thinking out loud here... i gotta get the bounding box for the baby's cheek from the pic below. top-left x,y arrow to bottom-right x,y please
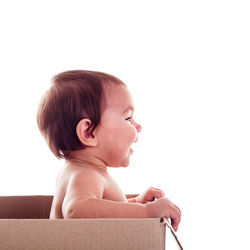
118,128 -> 136,149
129,126 -> 138,143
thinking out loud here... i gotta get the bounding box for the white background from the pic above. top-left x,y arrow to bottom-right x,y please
0,1 -> 249,249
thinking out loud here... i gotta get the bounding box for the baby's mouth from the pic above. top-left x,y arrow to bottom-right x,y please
130,137 -> 138,154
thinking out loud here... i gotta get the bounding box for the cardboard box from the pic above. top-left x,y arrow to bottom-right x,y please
0,195 -> 183,250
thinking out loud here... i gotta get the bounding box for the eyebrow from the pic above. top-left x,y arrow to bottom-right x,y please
122,106 -> 134,114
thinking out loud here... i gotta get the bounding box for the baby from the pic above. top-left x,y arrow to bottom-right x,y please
37,70 -> 181,231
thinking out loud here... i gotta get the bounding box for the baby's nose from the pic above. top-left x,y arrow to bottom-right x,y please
136,122 -> 142,133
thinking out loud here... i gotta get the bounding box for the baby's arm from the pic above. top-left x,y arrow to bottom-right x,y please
62,171 -> 181,231
62,170 -> 147,218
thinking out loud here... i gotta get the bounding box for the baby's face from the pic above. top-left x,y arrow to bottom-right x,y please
95,85 -> 142,167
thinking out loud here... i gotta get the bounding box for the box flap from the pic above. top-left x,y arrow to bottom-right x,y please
0,196 -> 53,219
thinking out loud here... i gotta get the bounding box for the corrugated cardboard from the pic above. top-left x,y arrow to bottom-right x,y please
0,195 -> 53,219
0,195 -> 183,250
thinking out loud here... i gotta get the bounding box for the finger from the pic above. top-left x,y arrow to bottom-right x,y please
147,192 -> 163,202
165,206 -> 181,232
154,190 -> 165,199
145,189 -> 156,200
149,188 -> 165,199
165,198 -> 181,216
172,202 -> 181,217
171,214 -> 181,232
173,204 -> 182,217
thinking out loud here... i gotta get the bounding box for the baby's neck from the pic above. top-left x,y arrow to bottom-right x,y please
66,150 -> 108,172
67,158 -> 108,171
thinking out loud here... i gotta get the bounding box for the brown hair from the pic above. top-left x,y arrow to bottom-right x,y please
37,70 -> 124,159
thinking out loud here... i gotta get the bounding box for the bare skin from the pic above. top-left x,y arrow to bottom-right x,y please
50,158 -> 181,231
50,159 -> 128,219
50,85 -> 181,231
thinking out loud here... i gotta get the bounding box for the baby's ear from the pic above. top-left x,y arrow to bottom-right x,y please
76,119 -> 97,147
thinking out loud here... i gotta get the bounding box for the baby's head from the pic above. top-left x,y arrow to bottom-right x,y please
37,70 -> 141,166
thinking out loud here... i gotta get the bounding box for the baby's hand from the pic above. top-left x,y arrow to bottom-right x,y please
146,198 -> 181,232
135,187 -> 165,204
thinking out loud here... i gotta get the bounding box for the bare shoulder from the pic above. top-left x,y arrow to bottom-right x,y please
50,164 -> 107,219
69,165 -> 106,184
63,164 -> 106,200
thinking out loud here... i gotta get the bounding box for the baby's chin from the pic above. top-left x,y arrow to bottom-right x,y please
108,158 -> 131,168
120,155 -> 133,168
107,149 -> 133,168
121,148 -> 134,166
109,161 -> 130,168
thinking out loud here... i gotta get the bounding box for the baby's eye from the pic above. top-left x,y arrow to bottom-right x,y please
125,117 -> 133,122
